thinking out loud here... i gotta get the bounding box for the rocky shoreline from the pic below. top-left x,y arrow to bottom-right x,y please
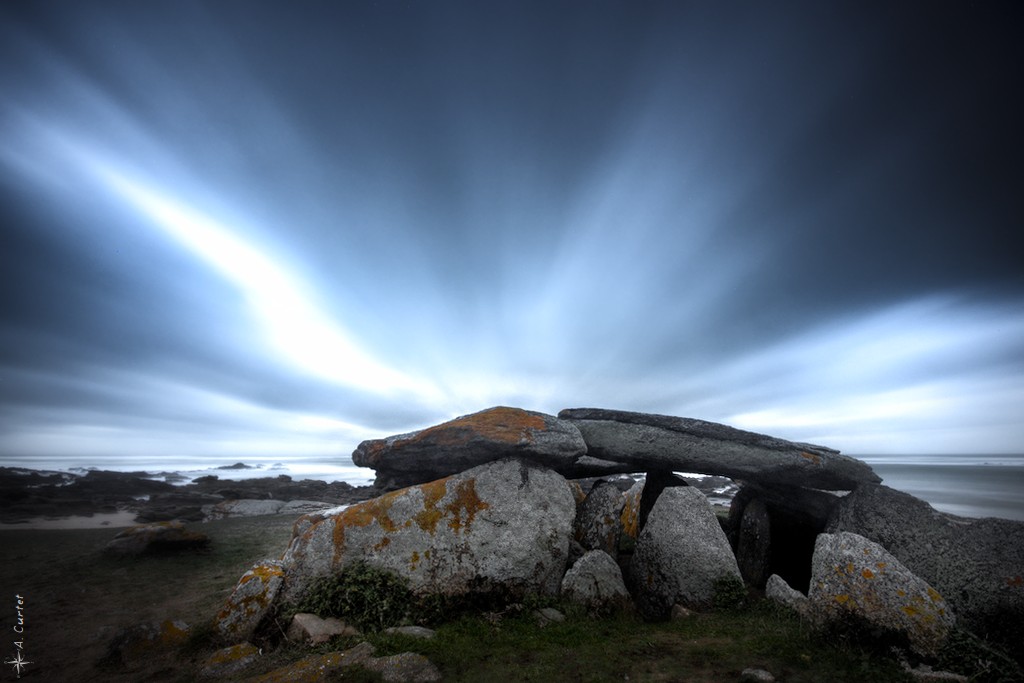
0,466 -> 383,526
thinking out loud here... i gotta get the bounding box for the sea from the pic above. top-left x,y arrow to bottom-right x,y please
3,453 -> 1023,522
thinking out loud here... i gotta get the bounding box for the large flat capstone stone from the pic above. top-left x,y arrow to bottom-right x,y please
352,406 -> 589,489
559,408 -> 879,490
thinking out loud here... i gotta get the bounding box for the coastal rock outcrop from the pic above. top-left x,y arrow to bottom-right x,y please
352,406 -> 588,489
280,458 -> 576,604
808,531 -> 955,657
630,486 -> 742,619
827,483 -> 1024,657
559,408 -> 879,490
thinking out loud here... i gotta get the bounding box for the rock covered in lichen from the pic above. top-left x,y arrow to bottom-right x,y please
280,458 -> 576,605
573,480 -> 625,556
199,642 -> 260,678
808,531 -> 955,657
214,559 -> 285,642
352,406 -> 588,490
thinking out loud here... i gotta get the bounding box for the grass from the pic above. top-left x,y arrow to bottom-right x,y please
348,602 -> 912,683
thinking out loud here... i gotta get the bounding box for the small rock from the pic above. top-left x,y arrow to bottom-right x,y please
670,604 -> 693,620
765,574 -> 808,613
244,642 -> 375,683
903,664 -> 968,682
561,550 -> 631,613
534,607 -> 566,625
740,668 -> 776,683
287,612 -> 360,644
104,521 -> 209,555
205,499 -> 286,520
364,652 -> 442,683
98,620 -> 191,668
200,642 -> 260,678
383,625 -> 437,639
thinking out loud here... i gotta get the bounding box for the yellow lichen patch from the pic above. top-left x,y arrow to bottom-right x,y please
902,605 -> 920,617
927,586 -> 943,602
835,594 -> 850,605
158,620 -> 190,646
409,550 -> 421,571
897,589 -> 906,597
413,479 -> 449,533
621,501 -> 639,539
373,536 -> 391,551
876,562 -> 887,570
240,563 -> 284,586
800,451 -> 822,465
846,562 -> 855,574
339,490 -> 402,532
446,479 -> 491,533
862,568 -> 875,579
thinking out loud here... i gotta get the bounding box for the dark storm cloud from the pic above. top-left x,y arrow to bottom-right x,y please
1,1 -> 1023,465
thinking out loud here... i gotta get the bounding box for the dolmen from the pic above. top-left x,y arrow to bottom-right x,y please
213,406 -> 1024,669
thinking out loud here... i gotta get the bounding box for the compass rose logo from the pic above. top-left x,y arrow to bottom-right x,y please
5,651 -> 32,677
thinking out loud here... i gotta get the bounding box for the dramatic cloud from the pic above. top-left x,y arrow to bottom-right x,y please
1,1 -> 1022,473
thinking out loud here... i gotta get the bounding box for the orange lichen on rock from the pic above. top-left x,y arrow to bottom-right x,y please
339,490 -> 402,532
1008,575 -> 1023,587
862,568 -> 875,579
800,451 -> 822,465
410,406 -> 547,448
445,479 -> 490,532
413,479 -> 449,533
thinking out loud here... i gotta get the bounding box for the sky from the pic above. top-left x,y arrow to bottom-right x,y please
1,1 -> 1023,474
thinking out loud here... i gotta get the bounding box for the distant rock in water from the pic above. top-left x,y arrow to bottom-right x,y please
216,462 -> 257,470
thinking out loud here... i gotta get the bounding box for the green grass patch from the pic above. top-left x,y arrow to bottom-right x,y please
354,601 -> 913,682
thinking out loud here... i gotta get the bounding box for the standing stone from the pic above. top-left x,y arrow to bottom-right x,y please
559,408 -> 879,490
214,560 -> 285,643
574,480 -> 625,556
281,458 -> 576,605
561,549 -> 632,613
808,532 -> 955,657
630,486 -> 742,619
827,483 -> 1024,658
637,471 -> 690,533
736,497 -> 772,588
619,479 -> 644,543
765,574 -> 809,613
352,406 -> 587,489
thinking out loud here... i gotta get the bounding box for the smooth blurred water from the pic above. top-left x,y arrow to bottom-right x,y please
859,455 -> 1024,521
